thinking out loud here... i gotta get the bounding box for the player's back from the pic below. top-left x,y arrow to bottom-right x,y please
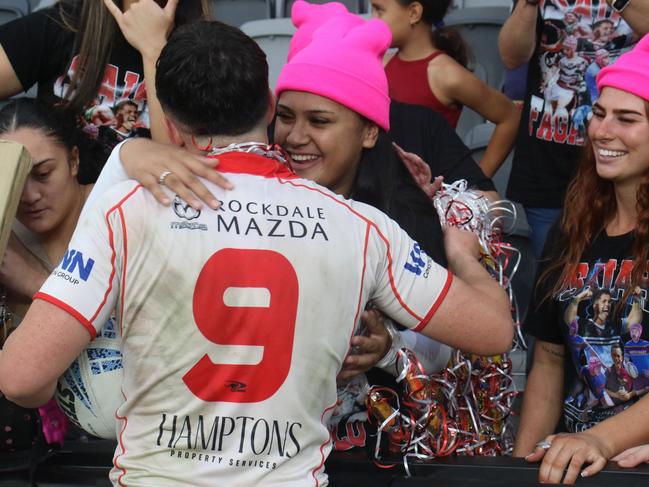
104,153 -> 398,486
42,152 -> 450,486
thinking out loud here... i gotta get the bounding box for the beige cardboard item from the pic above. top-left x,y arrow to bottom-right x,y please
0,141 -> 32,260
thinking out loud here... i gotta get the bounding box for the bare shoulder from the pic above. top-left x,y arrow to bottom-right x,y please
427,53 -> 470,89
426,53 -> 472,104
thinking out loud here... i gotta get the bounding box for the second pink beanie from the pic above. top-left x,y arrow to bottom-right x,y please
287,0 -> 359,61
597,34 -> 649,102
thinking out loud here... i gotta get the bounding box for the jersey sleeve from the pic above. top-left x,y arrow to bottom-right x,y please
34,194 -> 125,340
368,213 -> 453,332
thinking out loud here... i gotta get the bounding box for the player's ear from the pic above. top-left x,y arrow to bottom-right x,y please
164,117 -> 184,147
265,90 -> 277,126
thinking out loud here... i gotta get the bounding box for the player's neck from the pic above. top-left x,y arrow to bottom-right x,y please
186,128 -> 269,155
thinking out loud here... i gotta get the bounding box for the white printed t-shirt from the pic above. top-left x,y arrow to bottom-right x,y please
36,150 -> 452,487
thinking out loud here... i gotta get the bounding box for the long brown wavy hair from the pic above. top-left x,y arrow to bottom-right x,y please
540,100 -> 649,301
56,0 -> 211,115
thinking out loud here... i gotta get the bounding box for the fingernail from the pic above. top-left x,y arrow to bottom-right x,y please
524,454 -> 532,460
161,198 -> 171,206
210,199 -> 221,210
581,471 -> 588,478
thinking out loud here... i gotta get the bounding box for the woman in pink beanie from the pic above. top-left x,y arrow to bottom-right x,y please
272,9 -> 460,379
518,33 -> 649,483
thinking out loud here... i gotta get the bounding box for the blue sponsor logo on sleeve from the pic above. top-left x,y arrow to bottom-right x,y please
60,249 -> 95,281
404,243 -> 432,278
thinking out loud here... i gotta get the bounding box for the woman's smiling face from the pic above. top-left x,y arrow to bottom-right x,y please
589,87 -> 649,186
274,91 -> 378,197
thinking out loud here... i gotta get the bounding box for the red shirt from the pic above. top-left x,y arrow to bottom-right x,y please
385,51 -> 462,128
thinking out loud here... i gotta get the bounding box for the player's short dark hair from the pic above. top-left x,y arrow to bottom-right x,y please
156,21 -> 270,137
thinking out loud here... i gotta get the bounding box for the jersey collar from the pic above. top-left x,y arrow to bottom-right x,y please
208,152 -> 298,180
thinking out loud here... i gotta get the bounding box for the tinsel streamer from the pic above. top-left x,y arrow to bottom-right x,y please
366,180 -> 525,472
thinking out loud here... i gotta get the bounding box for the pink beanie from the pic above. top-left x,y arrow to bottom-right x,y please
597,33 -> 649,102
287,0 -> 358,61
276,5 -> 392,130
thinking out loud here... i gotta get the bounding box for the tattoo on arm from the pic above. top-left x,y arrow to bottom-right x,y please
541,344 -> 565,359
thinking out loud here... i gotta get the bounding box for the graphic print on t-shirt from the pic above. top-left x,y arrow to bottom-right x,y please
528,0 -> 633,147
556,258 -> 649,431
53,55 -> 150,149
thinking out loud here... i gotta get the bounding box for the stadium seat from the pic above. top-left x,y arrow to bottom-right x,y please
444,6 -> 509,91
278,0 -> 366,17
240,18 -> 295,91
0,0 -> 29,25
211,0 -> 274,26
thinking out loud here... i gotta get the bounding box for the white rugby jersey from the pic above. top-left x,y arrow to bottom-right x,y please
37,151 -> 451,487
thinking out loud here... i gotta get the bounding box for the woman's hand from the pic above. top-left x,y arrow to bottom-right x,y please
0,235 -> 49,299
103,0 -> 177,60
337,310 -> 392,382
613,445 -> 649,468
120,139 -> 233,211
392,142 -> 443,200
526,432 -> 611,484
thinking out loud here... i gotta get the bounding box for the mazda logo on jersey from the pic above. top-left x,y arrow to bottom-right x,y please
59,249 -> 95,281
173,196 -> 200,220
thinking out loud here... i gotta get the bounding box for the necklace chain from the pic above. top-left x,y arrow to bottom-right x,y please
208,142 -> 287,165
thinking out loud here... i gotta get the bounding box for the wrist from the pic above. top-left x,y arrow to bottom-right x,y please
516,0 -> 540,18
446,248 -> 481,271
375,320 -> 401,369
140,41 -> 166,63
581,429 -> 615,459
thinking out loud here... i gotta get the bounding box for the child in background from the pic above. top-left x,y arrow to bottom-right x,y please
372,0 -> 519,177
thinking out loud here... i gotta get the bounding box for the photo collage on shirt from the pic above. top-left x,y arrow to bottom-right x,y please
555,258 -> 649,431
53,55 -> 151,153
528,0 -> 634,145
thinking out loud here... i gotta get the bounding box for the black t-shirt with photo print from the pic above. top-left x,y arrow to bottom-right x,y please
526,225 -> 649,432
0,6 -> 151,182
506,0 -> 635,208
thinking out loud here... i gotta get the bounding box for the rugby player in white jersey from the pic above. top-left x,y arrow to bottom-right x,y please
0,21 -> 513,486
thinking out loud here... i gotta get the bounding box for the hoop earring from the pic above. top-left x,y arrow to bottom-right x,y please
192,135 -> 213,152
